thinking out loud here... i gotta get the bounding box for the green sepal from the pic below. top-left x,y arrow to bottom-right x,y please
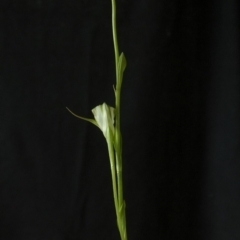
113,85 -> 116,96
117,52 -> 127,87
66,107 -> 99,128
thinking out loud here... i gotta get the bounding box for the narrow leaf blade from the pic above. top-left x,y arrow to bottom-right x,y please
66,107 -> 99,127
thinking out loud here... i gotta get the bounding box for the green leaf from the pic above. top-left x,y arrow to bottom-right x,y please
66,107 -> 99,127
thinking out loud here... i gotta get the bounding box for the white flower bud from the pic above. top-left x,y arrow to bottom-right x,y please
92,103 -> 115,138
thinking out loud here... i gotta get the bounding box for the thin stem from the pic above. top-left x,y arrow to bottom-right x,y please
106,133 -> 119,218
107,134 -> 127,240
111,0 -> 119,77
111,1 -> 127,240
111,0 -> 123,206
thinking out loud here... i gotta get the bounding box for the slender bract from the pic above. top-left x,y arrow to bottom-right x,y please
67,0 -> 127,239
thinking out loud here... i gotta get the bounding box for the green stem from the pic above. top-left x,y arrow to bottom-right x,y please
107,135 -> 126,240
111,0 -> 123,206
106,133 -> 119,219
111,1 -> 127,240
111,0 -> 119,76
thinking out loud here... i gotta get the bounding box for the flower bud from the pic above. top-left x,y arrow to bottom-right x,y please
92,103 -> 115,138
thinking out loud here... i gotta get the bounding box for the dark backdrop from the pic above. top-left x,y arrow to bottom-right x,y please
0,0 -> 239,240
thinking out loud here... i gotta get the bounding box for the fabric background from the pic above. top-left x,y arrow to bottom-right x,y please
0,0 -> 239,239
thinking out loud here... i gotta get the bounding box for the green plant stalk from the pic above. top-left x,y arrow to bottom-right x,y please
112,0 -> 122,207
111,0 -> 119,75
111,0 -> 127,239
106,131 -> 126,240
112,0 -> 123,208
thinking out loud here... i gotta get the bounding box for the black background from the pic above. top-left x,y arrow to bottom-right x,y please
0,0 -> 239,239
